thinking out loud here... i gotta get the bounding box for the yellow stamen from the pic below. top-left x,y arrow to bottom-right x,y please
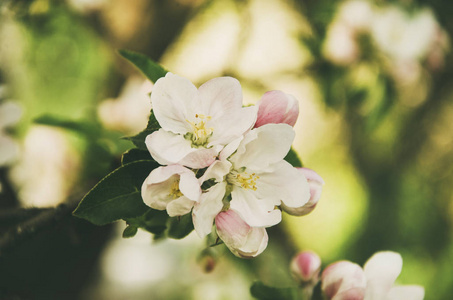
169,179 -> 183,199
227,171 -> 260,191
186,114 -> 214,146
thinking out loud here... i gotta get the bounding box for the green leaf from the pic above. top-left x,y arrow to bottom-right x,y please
122,225 -> 138,238
122,148 -> 153,165
126,208 -> 169,236
250,282 -> 298,300
118,49 -> 168,83
167,214 -> 194,239
73,160 -> 159,225
124,111 -> 161,150
284,147 -> 303,168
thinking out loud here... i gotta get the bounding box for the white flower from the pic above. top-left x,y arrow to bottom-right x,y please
141,165 -> 201,217
321,251 -> 425,300
192,123 -> 311,238
146,73 -> 257,169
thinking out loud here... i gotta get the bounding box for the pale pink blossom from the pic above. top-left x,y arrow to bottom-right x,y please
146,73 -> 257,169
215,209 -> 268,258
290,250 -> 322,286
141,165 -> 201,217
281,168 -> 324,216
322,251 -> 425,300
254,91 -> 299,128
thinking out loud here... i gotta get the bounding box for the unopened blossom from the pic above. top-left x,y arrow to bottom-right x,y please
146,73 -> 257,169
192,123 -> 311,238
215,209 -> 268,258
141,165 -> 201,217
322,251 -> 425,300
282,168 -> 324,216
254,91 -> 299,128
291,250 -> 322,286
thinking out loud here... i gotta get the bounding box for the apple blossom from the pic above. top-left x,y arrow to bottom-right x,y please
192,123 -> 311,239
254,90 -> 299,128
215,209 -> 268,258
290,250 -> 322,286
141,165 -> 201,217
146,73 -> 257,169
321,251 -> 425,300
281,168 -> 324,216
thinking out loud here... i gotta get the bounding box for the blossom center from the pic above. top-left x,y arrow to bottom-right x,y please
169,179 -> 183,199
186,114 -> 214,146
227,170 -> 260,191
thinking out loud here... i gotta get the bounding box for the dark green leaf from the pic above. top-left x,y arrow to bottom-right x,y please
118,49 -> 168,83
122,225 -> 138,238
284,148 -> 303,168
122,148 -> 153,165
167,214 -> 194,239
126,208 -> 169,235
250,281 -> 298,300
73,160 -> 158,225
124,111 -> 161,150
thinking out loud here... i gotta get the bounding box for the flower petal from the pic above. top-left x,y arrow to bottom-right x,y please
255,161 -> 310,208
146,129 -> 218,168
230,124 -> 294,170
229,187 -> 282,227
208,106 -> 257,147
197,77 -> 243,119
199,160 -> 232,184
167,196 -> 196,217
192,182 -> 227,238
236,226 -> 268,258
151,73 -> 197,134
179,169 -> 202,201
363,251 -> 403,300
322,261 -> 366,299
386,285 -> 425,300
255,90 -> 299,128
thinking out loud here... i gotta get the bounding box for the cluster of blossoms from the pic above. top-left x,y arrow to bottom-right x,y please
140,73 -> 323,257
291,250 -> 424,300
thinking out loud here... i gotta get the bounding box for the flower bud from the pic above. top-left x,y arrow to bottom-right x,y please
215,210 -> 268,258
321,261 -> 366,300
290,251 -> 322,286
282,168 -> 324,216
254,90 -> 299,128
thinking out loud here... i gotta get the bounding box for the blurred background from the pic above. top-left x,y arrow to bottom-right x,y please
0,0 -> 452,299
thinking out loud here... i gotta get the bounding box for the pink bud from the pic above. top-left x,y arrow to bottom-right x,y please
254,90 -> 299,128
215,210 -> 268,258
290,251 -> 322,285
282,168 -> 324,216
321,261 -> 366,300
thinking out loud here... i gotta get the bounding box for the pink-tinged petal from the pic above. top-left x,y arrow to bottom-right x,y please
229,187 -> 282,227
215,210 -> 268,258
179,170 -> 202,201
192,182 -> 226,238
386,285 -> 425,300
255,161 -> 310,209
281,168 -> 324,216
291,251 -> 322,285
145,129 -> 194,166
141,165 -> 200,212
199,160 -> 232,185
196,77 -> 243,119
254,90 -> 299,128
333,288 -> 365,300
146,130 -> 218,168
363,252 -> 403,300
151,73 -> 197,134
167,197 -> 196,217
179,146 -> 220,169
230,124 -> 295,171
322,261 -> 366,299
208,106 -> 258,147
